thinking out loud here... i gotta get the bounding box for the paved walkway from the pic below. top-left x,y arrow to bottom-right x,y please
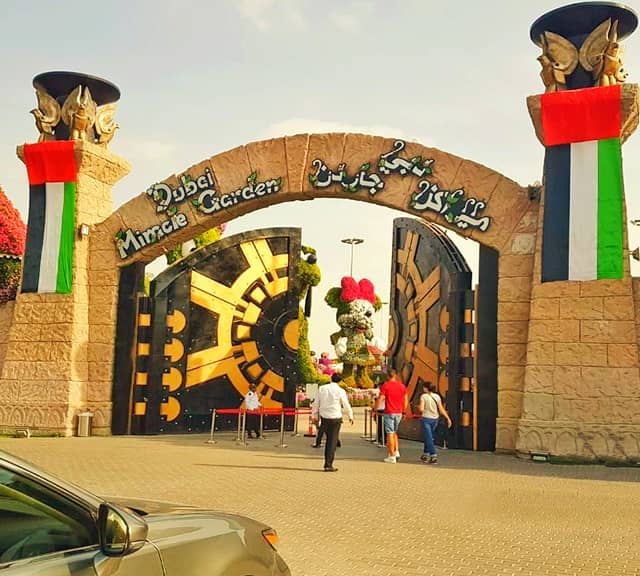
2,410 -> 640,576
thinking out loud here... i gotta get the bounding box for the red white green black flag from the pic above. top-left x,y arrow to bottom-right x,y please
541,85 -> 624,282
22,141 -> 77,294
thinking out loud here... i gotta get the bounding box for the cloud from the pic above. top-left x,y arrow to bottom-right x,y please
328,1 -> 373,33
236,0 -> 275,30
236,0 -> 305,31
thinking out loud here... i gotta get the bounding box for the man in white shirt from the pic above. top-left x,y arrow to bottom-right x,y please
243,383 -> 261,439
312,372 -> 354,472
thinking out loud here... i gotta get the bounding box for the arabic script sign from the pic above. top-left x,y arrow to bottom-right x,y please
409,182 -> 490,231
309,140 -> 432,195
308,139 -> 491,232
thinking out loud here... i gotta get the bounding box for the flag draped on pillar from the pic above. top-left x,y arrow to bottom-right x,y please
540,85 -> 624,282
22,141 -> 77,294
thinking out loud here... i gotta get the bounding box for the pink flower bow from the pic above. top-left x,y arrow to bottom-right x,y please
340,277 -> 375,304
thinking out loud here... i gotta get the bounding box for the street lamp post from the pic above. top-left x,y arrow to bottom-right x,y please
341,238 -> 364,276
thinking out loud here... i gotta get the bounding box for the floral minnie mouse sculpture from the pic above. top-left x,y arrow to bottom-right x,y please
324,277 -> 382,388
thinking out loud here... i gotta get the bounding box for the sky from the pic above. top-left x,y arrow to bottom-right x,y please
1,0 -> 640,355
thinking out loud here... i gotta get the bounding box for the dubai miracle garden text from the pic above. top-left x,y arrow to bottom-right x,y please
115,169 -> 282,259
114,140 -> 491,260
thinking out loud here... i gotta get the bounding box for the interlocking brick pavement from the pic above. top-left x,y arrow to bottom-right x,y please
2,410 -> 640,576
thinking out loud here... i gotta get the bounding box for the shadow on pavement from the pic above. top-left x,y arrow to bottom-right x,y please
138,427 -> 640,484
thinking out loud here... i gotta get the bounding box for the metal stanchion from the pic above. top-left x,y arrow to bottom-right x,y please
291,407 -> 300,437
241,410 -> 248,445
236,410 -> 248,446
368,408 -> 375,442
382,414 -> 387,448
206,408 -> 217,444
361,407 -> 369,439
376,412 -> 386,447
276,409 -> 288,448
259,410 -> 266,439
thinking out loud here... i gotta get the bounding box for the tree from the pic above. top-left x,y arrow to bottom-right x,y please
0,187 -> 26,303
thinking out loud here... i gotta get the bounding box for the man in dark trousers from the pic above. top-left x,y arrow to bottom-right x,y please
311,372 -> 354,472
243,382 -> 262,439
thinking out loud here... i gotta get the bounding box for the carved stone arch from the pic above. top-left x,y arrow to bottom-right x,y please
87,133 -> 537,447
94,133 -> 532,266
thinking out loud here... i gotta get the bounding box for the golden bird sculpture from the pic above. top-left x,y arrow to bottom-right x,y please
30,88 -> 61,141
95,103 -> 119,146
579,18 -> 629,87
536,31 -> 579,93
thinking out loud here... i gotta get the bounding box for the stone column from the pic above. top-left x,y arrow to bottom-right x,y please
517,4 -> 640,461
0,72 -> 129,436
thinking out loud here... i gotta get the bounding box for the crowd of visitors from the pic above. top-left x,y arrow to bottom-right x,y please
242,351 -> 452,472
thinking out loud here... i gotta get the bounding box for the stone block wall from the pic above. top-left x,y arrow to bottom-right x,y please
0,302 -> 15,384
515,192 -> 640,460
0,142 -> 129,435
494,207 -> 538,451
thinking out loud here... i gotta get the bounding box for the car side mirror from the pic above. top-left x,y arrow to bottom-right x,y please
98,503 -> 149,557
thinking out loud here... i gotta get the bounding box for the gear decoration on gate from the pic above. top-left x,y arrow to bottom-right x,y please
391,227 -> 450,406
159,238 -> 298,421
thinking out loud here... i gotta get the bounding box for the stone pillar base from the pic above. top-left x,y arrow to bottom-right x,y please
496,417 -> 520,452
516,419 -> 640,462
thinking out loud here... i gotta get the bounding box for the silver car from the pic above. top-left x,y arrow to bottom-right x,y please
0,450 -> 291,575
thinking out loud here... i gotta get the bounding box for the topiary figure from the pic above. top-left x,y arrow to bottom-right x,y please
325,277 -> 382,388
297,246 -> 328,384
165,224 -> 227,265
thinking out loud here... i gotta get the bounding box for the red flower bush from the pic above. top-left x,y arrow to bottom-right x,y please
0,187 -> 26,303
0,187 -> 26,256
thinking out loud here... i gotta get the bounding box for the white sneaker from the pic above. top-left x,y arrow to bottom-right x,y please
394,451 -> 400,459
383,456 -> 397,464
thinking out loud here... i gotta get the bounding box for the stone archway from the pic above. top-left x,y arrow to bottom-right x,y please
84,133 -> 535,450
6,130 -> 640,459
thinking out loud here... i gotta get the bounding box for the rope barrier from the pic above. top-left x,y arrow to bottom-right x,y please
206,406 -> 423,450
205,407 -> 313,448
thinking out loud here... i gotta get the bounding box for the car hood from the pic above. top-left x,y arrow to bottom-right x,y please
105,496 -> 269,534
106,496 -> 203,516
105,496 -> 282,574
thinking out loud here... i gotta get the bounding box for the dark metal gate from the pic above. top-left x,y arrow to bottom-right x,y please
113,228 -> 301,434
389,218 -> 497,450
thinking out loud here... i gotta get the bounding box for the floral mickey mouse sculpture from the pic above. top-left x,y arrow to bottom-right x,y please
324,277 -> 382,388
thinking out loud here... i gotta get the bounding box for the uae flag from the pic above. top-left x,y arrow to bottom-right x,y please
22,141 -> 77,294
541,85 -> 624,282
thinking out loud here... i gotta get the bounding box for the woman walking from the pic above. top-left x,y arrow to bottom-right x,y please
418,381 -> 452,464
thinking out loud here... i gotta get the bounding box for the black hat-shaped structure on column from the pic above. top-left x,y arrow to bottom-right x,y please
530,2 -> 637,90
